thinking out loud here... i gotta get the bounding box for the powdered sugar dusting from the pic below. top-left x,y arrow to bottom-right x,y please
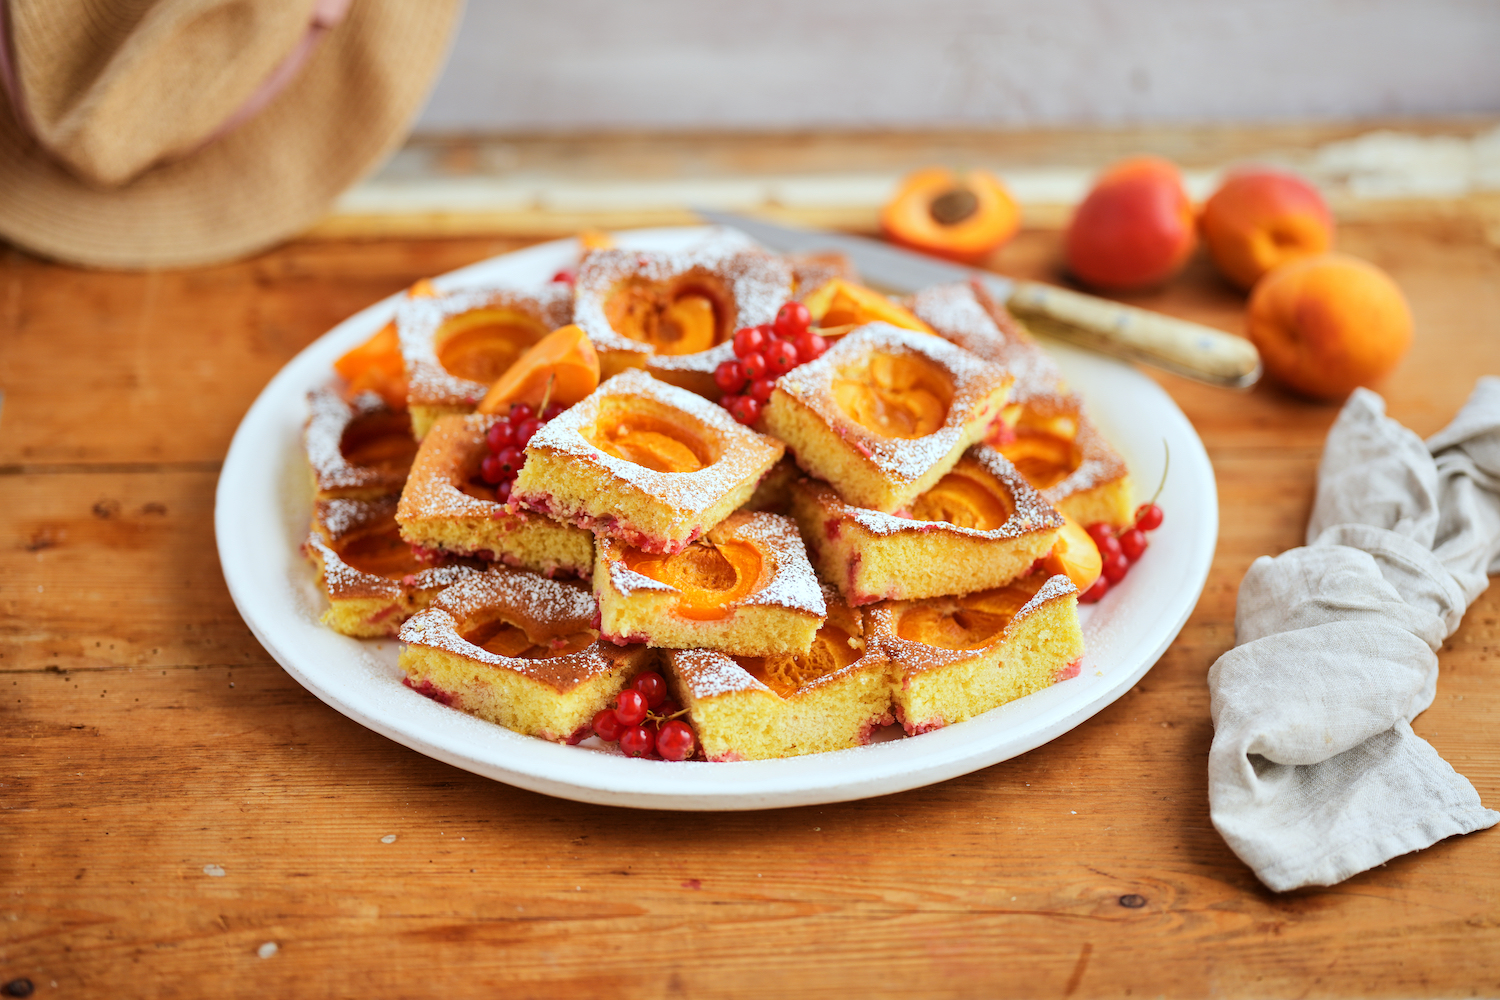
305,388 -> 409,494
735,512 -> 825,616
776,323 -> 1011,483
670,648 -> 771,698
431,565 -> 597,628
315,496 -> 397,542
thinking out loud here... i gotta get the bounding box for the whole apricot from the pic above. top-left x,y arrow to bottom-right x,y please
1065,156 -> 1196,291
1247,253 -> 1413,401
1201,169 -> 1333,290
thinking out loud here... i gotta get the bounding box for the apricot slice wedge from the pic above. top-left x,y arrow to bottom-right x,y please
802,279 -> 934,334
476,324 -> 601,414
1042,514 -> 1102,592
880,168 -> 1020,264
333,278 -> 439,409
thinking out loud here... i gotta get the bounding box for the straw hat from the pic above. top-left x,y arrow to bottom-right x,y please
0,0 -> 460,269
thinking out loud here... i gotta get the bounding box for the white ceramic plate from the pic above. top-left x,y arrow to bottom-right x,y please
216,226 -> 1216,811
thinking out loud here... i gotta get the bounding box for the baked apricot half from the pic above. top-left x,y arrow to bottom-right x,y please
880,168 -> 1020,264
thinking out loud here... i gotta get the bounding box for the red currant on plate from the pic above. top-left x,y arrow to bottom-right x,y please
542,402 -> 566,421
631,670 -> 668,708
656,720 -> 697,761
795,331 -> 827,361
486,420 -> 515,452
741,350 -> 768,380
620,725 -> 655,757
509,403 -> 534,423
1119,527 -> 1148,561
733,326 -> 766,358
1096,532 -> 1123,560
748,377 -> 776,404
592,708 -> 625,742
479,454 -> 505,484
551,269 -> 575,285
513,417 -> 542,446
773,301 -> 811,339
1102,552 -> 1129,584
729,395 -> 762,426
766,340 -> 799,376
714,359 -> 747,394
1079,577 -> 1110,603
1085,522 -> 1115,549
494,446 -> 522,477
1135,503 -> 1164,531
615,688 -> 649,727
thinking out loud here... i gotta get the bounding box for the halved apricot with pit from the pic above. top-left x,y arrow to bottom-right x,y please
476,324 -> 600,414
832,351 -> 953,439
624,538 -> 763,620
909,459 -> 1013,529
880,168 -> 1020,264
801,279 -> 934,334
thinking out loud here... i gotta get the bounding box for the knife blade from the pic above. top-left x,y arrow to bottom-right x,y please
694,208 -> 1261,389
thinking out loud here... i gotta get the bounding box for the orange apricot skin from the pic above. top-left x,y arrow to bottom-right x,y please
476,324 -> 601,413
880,168 -> 1020,264
1201,170 -> 1333,290
1065,156 -> 1196,292
1247,253 -> 1413,402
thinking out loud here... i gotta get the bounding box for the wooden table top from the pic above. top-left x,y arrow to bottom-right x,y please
3,212 -> 1498,998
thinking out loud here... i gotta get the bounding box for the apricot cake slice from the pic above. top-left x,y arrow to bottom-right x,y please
911,280 -> 1134,528
304,495 -> 483,637
594,511 -> 825,656
762,323 -> 1013,513
512,369 -> 784,553
663,587 -> 894,761
305,388 -> 419,500
398,567 -> 651,742
572,242 -> 791,394
867,570 -> 1084,735
397,413 -> 594,577
789,445 -> 1065,605
398,283 -> 572,439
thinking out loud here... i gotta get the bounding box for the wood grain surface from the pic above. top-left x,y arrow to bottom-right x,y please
3,204 -> 1499,998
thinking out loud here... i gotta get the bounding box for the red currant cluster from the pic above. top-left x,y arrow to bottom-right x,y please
714,301 -> 829,426
1080,502 -> 1163,603
591,671 -> 698,760
478,401 -> 566,502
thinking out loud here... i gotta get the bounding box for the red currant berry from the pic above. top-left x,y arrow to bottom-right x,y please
494,446 -> 523,479
480,454 -> 505,484
615,688 -> 649,727
496,480 -> 512,503
631,670 -> 668,708
1102,552 -> 1129,584
513,417 -> 542,446
733,326 -> 766,358
1079,577 -> 1110,603
509,402 -> 534,423
766,340 -> 800,376
1135,503 -> 1164,532
656,720 -> 697,761
714,359 -> 748,394
592,708 -> 625,742
620,725 -> 655,757
1097,532 -> 1123,560
551,269 -> 575,284
1085,522 -> 1115,549
542,403 -> 565,421
719,393 -> 740,411
741,350 -> 769,380
729,394 -> 762,425
774,301 -> 811,339
748,377 -> 776,404
486,420 -> 516,452
1119,528 -> 1148,561
654,699 -> 682,721
795,331 -> 828,361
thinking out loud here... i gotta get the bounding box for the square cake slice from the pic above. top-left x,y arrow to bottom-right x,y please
664,588 -> 894,761
762,323 -> 1013,513
594,511 -> 825,656
398,566 -> 652,742
790,445 -> 1065,605
867,570 -> 1084,735
512,369 -> 784,553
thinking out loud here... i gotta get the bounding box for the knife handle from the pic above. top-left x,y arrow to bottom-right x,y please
1004,280 -> 1261,388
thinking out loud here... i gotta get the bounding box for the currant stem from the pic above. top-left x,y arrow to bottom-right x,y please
1148,439 -> 1170,507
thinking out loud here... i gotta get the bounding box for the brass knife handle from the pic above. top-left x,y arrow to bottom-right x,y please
1005,280 -> 1261,388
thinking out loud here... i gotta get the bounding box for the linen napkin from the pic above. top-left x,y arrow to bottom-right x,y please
1207,378 -> 1500,892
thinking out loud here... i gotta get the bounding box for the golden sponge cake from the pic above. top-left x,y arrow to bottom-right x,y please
398,566 -> 652,742
305,388 -> 418,500
868,570 -> 1084,735
664,588 -> 894,761
790,445 -> 1064,605
595,510 -> 825,655
396,413 -> 594,577
512,369 -> 784,554
762,324 -> 1013,513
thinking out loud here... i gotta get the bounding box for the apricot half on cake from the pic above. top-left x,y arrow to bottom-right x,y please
397,284 -> 573,438
305,496 -> 483,637
790,445 -> 1065,605
867,570 -> 1085,735
305,388 -> 420,500
398,567 -> 651,743
571,243 -> 792,392
396,413 -> 594,577
595,510 -> 825,657
663,588 -> 893,761
511,369 -> 784,554
763,324 -> 1013,513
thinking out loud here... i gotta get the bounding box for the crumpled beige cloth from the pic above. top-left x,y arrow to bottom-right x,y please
1208,379 -> 1500,892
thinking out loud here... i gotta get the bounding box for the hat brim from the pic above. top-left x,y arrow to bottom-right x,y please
0,0 -> 459,270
